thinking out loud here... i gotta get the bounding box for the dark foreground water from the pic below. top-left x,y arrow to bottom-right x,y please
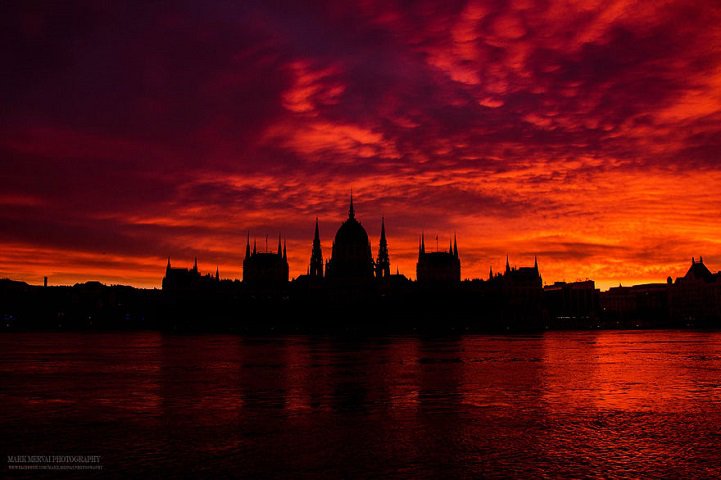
1,331 -> 721,478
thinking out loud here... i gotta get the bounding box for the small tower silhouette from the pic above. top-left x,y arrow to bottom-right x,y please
310,218 -> 323,278
376,217 -> 390,279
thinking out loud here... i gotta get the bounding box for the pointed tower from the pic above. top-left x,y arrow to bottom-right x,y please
421,232 -> 426,255
283,238 -> 287,261
376,217 -> 390,279
534,256 -> 538,272
215,266 -> 220,282
505,255 -> 511,274
193,256 -> 198,273
245,233 -> 251,259
453,234 -> 458,258
277,234 -> 282,256
310,218 -> 324,278
166,257 -> 171,273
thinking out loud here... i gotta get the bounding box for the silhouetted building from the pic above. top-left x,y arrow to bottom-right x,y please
670,257 -> 721,323
601,283 -> 670,326
163,257 -> 219,291
544,280 -> 600,327
243,235 -> 289,288
309,218 -> 324,278
599,257 -> 721,327
502,256 -> 542,288
416,234 -> 461,285
376,218 -> 390,279
325,195 -> 375,284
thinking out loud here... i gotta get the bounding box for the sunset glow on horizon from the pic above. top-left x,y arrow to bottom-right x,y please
2,1 -> 720,291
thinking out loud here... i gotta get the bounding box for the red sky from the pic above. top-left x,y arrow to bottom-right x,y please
1,1 -> 720,291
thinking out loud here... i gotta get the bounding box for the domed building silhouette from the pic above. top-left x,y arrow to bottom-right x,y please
326,195 -> 375,283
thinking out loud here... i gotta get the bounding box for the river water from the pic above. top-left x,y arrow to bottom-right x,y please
1,331 -> 721,478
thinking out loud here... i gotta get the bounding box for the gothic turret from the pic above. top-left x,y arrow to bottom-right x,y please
309,218 -> 324,278
376,217 -> 390,279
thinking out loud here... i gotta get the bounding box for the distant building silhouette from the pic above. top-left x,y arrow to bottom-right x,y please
325,195 -> 375,284
416,233 -> 461,285
502,256 -> 542,288
600,257 -> 721,327
243,234 -> 289,287
163,257 -> 219,291
679,256 -> 715,283
544,280 -> 600,327
670,256 -> 721,322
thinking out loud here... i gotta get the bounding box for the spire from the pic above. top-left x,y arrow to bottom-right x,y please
193,256 -> 198,272
245,232 -> 251,259
692,257 -> 695,264
489,265 -> 493,280
376,217 -> 390,279
505,255 -> 510,273
534,255 -> 538,271
166,257 -> 171,270
349,191 -> 355,219
700,256 -> 704,264
277,234 -> 282,256
215,265 -> 219,281
283,238 -> 287,260
453,233 -> 458,258
421,232 -> 425,255
310,217 -> 324,278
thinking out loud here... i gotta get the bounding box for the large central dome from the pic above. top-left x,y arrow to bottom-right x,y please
326,196 -> 374,282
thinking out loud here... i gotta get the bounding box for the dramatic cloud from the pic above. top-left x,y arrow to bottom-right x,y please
1,0 -> 720,289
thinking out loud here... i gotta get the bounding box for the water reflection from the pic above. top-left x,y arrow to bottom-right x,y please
1,331 -> 721,477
